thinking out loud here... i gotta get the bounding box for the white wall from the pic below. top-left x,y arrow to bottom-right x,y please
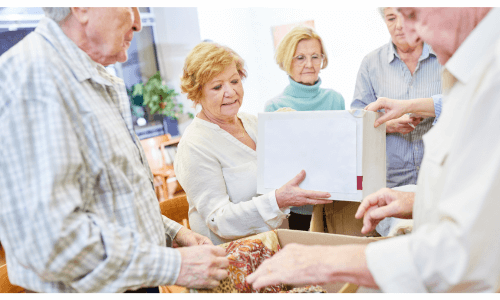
197,7 -> 390,115
151,7 -> 202,134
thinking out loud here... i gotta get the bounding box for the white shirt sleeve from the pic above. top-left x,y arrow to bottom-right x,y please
366,54 -> 500,292
175,139 -> 289,240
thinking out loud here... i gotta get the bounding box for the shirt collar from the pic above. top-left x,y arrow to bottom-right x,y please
387,39 -> 435,64
34,17 -> 113,86
445,8 -> 500,85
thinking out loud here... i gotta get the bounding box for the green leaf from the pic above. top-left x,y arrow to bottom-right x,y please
132,83 -> 144,96
139,71 -> 184,118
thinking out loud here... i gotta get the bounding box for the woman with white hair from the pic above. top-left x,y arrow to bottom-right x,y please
264,26 -> 345,231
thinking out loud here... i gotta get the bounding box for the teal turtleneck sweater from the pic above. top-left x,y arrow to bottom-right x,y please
264,76 -> 345,113
264,76 -> 345,215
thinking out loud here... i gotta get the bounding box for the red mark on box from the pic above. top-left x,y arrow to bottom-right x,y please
357,176 -> 363,190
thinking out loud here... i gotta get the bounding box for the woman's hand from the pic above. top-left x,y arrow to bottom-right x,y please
275,170 -> 331,209
355,188 -> 415,234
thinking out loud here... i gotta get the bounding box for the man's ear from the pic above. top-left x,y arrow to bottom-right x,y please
70,7 -> 90,25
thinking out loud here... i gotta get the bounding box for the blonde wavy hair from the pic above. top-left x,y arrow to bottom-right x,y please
275,26 -> 328,76
180,42 -> 247,105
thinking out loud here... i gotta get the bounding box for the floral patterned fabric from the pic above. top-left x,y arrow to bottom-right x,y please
226,238 -> 282,292
192,230 -> 283,293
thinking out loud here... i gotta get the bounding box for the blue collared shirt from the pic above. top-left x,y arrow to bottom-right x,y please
351,41 -> 442,188
0,17 -> 182,292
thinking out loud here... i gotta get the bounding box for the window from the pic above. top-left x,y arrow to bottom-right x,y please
0,7 -> 172,139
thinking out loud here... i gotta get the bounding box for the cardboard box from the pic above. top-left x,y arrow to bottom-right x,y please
257,110 -> 386,202
276,229 -> 381,293
165,229 -> 382,293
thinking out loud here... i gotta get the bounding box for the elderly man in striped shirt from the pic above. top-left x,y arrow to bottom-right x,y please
350,7 -> 443,236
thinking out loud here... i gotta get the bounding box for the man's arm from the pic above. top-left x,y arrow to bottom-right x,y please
247,243 -> 377,290
365,95 -> 442,128
366,77 -> 500,292
0,80 -> 185,292
352,58 -> 424,134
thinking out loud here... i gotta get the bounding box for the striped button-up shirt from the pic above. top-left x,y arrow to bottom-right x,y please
0,17 -> 182,292
351,41 -> 442,188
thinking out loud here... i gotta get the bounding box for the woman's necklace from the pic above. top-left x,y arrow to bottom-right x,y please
201,110 -> 246,140
227,123 -> 247,140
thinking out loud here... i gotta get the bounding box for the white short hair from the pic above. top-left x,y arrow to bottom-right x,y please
378,7 -> 387,19
42,7 -> 71,23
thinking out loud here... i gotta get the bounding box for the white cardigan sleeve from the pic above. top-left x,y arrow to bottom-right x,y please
175,140 -> 289,240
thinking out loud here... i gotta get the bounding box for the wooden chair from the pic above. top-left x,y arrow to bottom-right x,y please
139,134 -> 183,201
0,243 -> 5,266
159,194 -> 190,229
0,264 -> 24,293
158,194 -> 190,294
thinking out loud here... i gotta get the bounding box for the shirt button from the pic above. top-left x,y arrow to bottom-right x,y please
415,146 -> 418,150
417,166 -> 420,170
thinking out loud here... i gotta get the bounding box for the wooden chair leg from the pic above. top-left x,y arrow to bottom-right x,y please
161,177 -> 168,202
166,178 -> 178,199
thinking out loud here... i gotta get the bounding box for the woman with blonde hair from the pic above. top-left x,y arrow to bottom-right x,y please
175,42 -> 332,245
264,26 -> 345,231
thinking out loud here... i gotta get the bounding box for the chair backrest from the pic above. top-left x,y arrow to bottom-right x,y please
140,134 -> 172,171
0,243 -> 5,266
0,264 -> 24,293
159,194 -> 190,228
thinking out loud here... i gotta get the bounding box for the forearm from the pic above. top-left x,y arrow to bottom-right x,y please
407,97 -> 436,117
178,176 -> 287,239
63,218 -> 182,292
176,143 -> 287,239
323,244 -> 378,288
162,215 -> 183,240
203,191 -> 288,239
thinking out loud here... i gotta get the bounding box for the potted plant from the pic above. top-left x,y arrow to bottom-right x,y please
131,71 -> 184,120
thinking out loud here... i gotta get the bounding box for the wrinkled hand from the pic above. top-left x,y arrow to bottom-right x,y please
247,243 -> 329,289
275,170 -> 332,209
355,188 -> 415,234
175,245 -> 229,289
174,227 -> 213,247
365,97 -> 411,127
247,243 -> 377,290
386,114 -> 421,134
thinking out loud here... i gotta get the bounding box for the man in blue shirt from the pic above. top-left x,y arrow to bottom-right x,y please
351,7 -> 442,191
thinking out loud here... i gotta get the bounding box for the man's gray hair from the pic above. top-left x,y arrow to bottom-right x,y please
42,8 -> 71,23
378,7 -> 387,19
